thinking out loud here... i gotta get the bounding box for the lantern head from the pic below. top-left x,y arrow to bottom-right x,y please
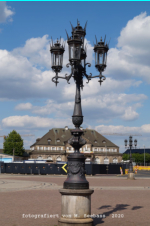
94,37 -> 109,73
71,20 -> 87,49
129,136 -> 133,147
50,39 -> 65,73
124,139 -> 128,147
67,32 -> 82,63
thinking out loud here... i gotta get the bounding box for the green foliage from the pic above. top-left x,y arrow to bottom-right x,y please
3,130 -> 24,156
122,153 -> 150,163
122,154 -> 129,161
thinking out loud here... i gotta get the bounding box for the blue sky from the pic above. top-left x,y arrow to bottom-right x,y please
0,1 -> 150,152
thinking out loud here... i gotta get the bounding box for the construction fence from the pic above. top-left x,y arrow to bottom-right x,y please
0,162 -> 127,175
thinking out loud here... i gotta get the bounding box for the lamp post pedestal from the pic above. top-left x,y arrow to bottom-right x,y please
127,160 -> 135,180
58,189 -> 94,226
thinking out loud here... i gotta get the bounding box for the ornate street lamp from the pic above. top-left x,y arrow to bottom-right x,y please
124,136 -> 137,173
50,38 -> 65,86
50,21 -> 109,189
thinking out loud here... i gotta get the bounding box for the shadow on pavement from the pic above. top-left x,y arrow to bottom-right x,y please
93,204 -> 143,225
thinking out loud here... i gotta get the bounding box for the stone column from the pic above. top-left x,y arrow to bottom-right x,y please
58,189 -> 94,226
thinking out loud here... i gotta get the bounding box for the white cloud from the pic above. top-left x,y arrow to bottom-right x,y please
106,12 -> 150,83
117,12 -> 150,52
0,2 -> 14,23
15,103 -> 33,111
2,115 -> 72,129
121,107 -> 139,121
0,14 -> 149,129
12,35 -> 50,69
14,91 -> 147,123
63,77 -> 142,100
95,124 -> 150,135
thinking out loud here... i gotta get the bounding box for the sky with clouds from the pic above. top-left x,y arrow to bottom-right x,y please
0,1 -> 150,152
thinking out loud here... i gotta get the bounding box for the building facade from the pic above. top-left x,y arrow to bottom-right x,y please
29,127 -> 122,164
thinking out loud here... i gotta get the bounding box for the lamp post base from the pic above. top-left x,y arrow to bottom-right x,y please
58,217 -> 93,226
58,189 -> 94,226
127,172 -> 135,180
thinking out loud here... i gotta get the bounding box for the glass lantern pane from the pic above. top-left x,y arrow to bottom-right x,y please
74,47 -> 79,58
61,54 -> 63,67
74,44 -> 81,59
82,36 -> 84,47
54,54 -> 60,66
71,46 -> 74,59
51,52 -> 54,67
104,52 -> 107,65
97,52 -> 99,65
98,52 -> 103,65
55,55 -> 58,65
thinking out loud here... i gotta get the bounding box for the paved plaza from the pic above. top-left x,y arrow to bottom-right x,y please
0,173 -> 150,226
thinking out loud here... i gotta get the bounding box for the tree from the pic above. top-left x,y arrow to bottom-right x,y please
3,130 -> 24,156
122,154 -> 129,161
122,153 -> 150,163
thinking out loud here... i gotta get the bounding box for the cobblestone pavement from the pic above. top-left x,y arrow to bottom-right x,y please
0,174 -> 150,226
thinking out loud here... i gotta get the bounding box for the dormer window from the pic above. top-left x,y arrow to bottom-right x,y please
47,138 -> 51,145
57,139 -> 60,142
94,140 -> 97,143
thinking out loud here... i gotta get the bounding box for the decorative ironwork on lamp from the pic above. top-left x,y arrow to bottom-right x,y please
50,21 -> 109,189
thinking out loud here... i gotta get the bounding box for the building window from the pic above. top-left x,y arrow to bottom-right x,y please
45,147 -> 48,151
104,157 -> 109,164
101,148 -> 103,152
85,158 -> 91,164
57,139 -> 60,142
37,156 -> 42,160
69,147 -> 71,151
57,147 -> 61,150
94,140 -> 97,143
52,147 -> 55,150
114,149 -> 117,152
113,158 -> 118,163
94,148 -> 98,151
39,147 -> 43,150
47,156 -> 52,160
94,157 -> 100,164
56,156 -> 61,161
47,138 -> 51,144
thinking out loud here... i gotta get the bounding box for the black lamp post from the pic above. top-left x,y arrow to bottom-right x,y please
50,21 -> 109,189
124,136 -> 137,173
